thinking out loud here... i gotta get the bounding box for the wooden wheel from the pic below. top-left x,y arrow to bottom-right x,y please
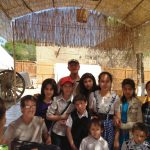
0,70 -> 25,101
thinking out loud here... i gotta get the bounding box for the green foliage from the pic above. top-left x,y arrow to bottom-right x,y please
143,50 -> 150,57
0,145 -> 8,150
4,42 -> 36,61
106,16 -> 119,27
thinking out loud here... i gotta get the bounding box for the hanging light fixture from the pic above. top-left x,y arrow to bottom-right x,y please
76,9 -> 88,23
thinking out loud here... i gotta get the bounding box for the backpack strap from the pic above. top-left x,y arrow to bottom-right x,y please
49,96 -> 73,134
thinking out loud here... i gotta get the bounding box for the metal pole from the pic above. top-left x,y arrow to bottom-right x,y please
12,21 -> 16,104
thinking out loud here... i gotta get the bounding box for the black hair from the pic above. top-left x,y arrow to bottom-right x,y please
142,81 -> 150,113
121,78 -> 136,103
73,94 -> 87,104
78,73 -> 98,98
146,81 -> 150,90
0,97 -> 6,120
40,78 -> 58,100
88,118 -> 104,132
68,59 -> 79,65
132,122 -> 148,135
98,71 -> 113,83
98,71 -> 113,91
20,95 -> 36,108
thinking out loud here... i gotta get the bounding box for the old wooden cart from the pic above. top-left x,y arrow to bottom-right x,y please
0,69 -> 25,101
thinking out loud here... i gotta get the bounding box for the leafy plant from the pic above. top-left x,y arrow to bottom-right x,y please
0,145 -> 8,150
4,42 -> 36,61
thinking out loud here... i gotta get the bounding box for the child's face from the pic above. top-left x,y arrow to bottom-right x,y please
44,84 -> 54,99
90,124 -> 102,140
62,82 -> 73,97
83,77 -> 94,91
75,100 -> 87,115
122,84 -> 134,100
133,130 -> 147,145
98,74 -> 111,92
146,83 -> 150,97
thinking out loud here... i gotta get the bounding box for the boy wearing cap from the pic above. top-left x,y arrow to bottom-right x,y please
58,59 -> 80,96
47,76 -> 75,150
68,59 -> 80,82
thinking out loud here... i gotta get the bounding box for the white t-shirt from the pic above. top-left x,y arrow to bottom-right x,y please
3,116 -> 47,144
80,135 -> 109,150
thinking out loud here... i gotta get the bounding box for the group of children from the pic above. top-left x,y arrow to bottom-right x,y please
1,59 -> 150,150
33,69 -> 150,150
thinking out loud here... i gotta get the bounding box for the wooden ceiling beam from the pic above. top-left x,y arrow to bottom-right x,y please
133,19 -> 150,28
93,0 -> 103,10
21,0 -> 33,12
122,0 -> 144,21
52,0 -> 55,7
0,3 -> 11,19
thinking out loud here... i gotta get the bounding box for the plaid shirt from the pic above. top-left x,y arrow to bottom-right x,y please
121,139 -> 150,150
143,104 -> 150,136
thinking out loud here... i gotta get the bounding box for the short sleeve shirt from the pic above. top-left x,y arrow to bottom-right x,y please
47,95 -> 75,136
3,116 -> 48,144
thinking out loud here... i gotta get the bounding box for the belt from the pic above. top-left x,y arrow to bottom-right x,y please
97,113 -> 113,120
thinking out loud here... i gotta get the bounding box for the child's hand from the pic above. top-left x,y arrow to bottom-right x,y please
113,116 -> 121,127
61,113 -> 69,120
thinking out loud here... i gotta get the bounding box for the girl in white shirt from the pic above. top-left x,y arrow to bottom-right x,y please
89,71 -> 119,149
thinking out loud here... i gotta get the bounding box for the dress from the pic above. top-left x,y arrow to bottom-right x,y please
89,90 -> 119,149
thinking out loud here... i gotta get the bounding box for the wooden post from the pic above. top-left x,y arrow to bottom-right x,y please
12,21 -> 17,104
136,53 -> 144,96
